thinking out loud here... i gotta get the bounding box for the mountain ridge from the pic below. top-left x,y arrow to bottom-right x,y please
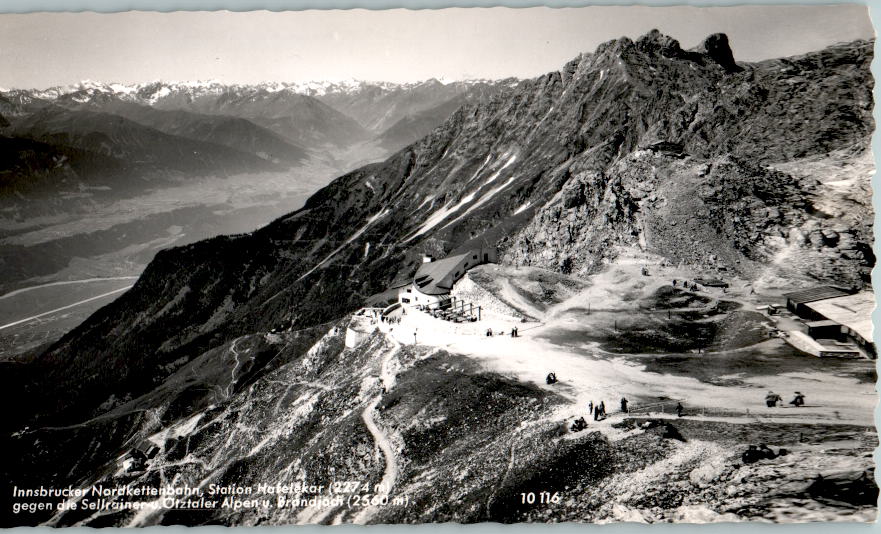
4,78 -> 520,139
3,82 -> 372,150
9,77 -> 514,102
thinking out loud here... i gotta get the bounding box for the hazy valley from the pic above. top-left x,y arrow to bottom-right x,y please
0,78 -> 507,355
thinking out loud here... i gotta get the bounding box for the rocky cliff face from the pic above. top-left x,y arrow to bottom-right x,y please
502,148 -> 872,287
2,31 -> 874,524
498,35 -> 873,286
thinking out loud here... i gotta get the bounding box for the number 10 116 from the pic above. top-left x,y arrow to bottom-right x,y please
520,492 -> 560,504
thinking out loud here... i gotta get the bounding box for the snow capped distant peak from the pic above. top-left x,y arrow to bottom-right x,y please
149,85 -> 171,103
177,79 -> 223,89
279,77 -> 515,96
108,83 -> 138,95
77,79 -> 112,91
9,76 -> 518,106
282,79 -> 370,96
258,81 -> 289,93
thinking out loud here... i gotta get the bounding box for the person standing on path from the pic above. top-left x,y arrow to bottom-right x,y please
765,391 -> 782,408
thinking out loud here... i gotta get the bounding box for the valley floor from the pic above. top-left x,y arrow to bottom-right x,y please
0,277 -> 137,358
0,151 -> 385,359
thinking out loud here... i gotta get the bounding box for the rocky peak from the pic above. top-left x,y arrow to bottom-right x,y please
591,29 -> 743,77
635,29 -> 685,58
594,35 -> 634,57
692,32 -> 742,73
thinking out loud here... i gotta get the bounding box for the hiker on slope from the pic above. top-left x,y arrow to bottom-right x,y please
765,391 -> 783,408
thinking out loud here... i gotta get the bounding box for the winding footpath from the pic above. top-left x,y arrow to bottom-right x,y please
225,337 -> 246,398
353,341 -> 401,524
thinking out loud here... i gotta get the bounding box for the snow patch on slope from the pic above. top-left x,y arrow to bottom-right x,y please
297,209 -> 390,281
514,201 -> 532,215
484,154 -> 518,185
467,154 -> 493,183
406,192 -> 476,242
407,152 -> 520,241
441,175 -> 519,230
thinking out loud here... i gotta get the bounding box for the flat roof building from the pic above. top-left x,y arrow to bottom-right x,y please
782,286 -> 849,316
782,286 -> 875,358
804,291 -> 874,356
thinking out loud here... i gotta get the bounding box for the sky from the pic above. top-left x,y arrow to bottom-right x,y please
0,5 -> 874,89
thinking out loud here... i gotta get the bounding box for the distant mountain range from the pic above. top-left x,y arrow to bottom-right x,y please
2,77 -> 515,139
314,78 -> 519,133
0,77 -> 514,207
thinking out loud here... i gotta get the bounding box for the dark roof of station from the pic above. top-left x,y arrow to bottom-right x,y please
782,286 -> 848,305
413,252 -> 472,295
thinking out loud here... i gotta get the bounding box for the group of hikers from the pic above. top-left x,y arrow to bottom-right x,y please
568,401 -> 605,431
589,400 -> 609,420
567,389 -> 805,433
486,326 -> 519,337
765,390 -> 806,408
672,278 -> 696,290
381,315 -> 402,325
544,372 -> 693,432
569,398 -> 632,431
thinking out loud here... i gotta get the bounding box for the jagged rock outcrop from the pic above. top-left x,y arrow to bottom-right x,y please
693,33 -> 742,73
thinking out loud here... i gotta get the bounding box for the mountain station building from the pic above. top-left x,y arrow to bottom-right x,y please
782,286 -> 875,358
398,248 -> 496,308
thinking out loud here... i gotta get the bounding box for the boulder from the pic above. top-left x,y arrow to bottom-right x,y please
562,185 -> 586,209
821,229 -> 840,246
789,227 -> 807,245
